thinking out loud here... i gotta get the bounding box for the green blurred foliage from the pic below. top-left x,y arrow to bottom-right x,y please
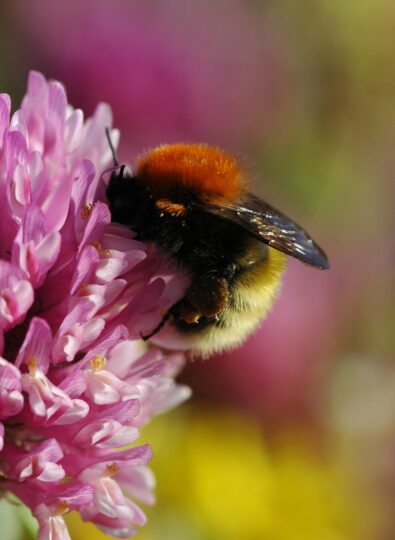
0,497 -> 37,540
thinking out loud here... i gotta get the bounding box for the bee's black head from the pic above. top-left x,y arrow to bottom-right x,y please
106,168 -> 151,226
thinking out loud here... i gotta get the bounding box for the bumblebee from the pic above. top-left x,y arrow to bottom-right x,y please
105,132 -> 329,355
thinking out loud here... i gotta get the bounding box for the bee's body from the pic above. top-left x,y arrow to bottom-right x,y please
106,142 -> 328,355
175,240 -> 286,355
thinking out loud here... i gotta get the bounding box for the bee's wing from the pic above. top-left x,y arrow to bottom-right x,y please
201,194 -> 330,269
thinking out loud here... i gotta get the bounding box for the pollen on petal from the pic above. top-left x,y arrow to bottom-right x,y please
91,240 -> 103,252
81,203 -> 93,220
27,357 -> 38,374
53,501 -> 69,517
89,354 -> 106,371
106,462 -> 120,477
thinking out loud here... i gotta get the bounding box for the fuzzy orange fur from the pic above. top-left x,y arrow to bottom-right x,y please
135,144 -> 243,201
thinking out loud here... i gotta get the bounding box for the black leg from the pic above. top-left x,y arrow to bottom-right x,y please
140,310 -> 172,341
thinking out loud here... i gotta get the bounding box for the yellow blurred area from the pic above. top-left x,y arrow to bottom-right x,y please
67,407 -> 384,540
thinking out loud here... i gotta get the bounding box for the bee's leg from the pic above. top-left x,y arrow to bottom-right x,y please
188,276 -> 229,317
170,299 -> 202,325
140,310 -> 172,341
140,296 -> 202,340
174,276 -> 229,325
141,276 -> 229,339
140,299 -> 197,341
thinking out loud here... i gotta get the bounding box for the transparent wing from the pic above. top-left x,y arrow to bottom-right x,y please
200,194 -> 330,269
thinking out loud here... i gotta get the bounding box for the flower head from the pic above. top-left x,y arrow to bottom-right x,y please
0,71 -> 190,539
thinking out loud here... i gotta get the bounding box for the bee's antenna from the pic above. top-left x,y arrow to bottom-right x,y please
105,127 -> 119,166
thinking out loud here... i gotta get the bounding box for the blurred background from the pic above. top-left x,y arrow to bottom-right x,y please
1,0 -> 394,538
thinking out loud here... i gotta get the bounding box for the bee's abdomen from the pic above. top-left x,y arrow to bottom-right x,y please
178,247 -> 286,355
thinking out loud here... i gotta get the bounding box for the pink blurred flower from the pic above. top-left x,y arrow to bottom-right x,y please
13,0 -> 289,156
0,71 -> 190,539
